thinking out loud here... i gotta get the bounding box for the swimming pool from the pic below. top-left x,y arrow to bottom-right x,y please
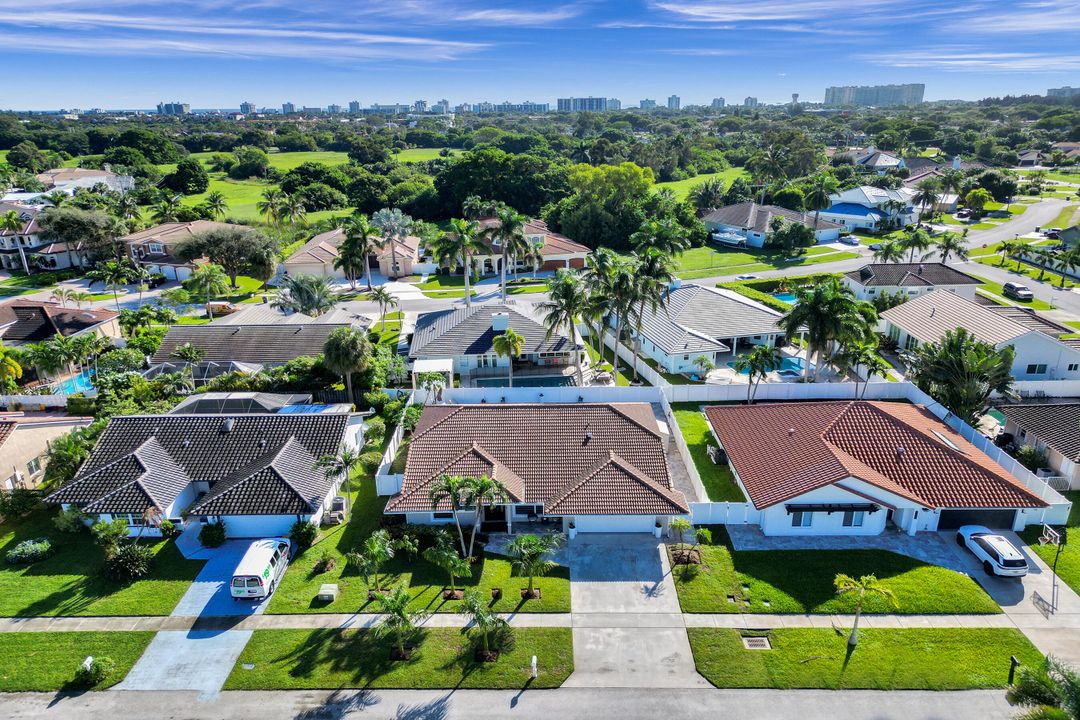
57,370 -> 95,395
726,357 -> 811,375
474,375 -> 576,388
772,292 -> 798,304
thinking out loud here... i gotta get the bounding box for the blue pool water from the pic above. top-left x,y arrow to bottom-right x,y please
58,370 -> 94,395
727,357 -> 811,375
772,292 -> 798,304
474,375 -> 576,388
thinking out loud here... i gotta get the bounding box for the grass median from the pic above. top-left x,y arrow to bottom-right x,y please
0,631 -> 154,691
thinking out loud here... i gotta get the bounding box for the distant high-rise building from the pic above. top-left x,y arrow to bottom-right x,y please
791,93 -> 799,105
239,101 -> 256,115
434,99 -> 451,114
156,101 -> 190,116
282,102 -> 296,114
557,97 -> 611,112
744,97 -> 759,107
413,100 -> 427,113
667,94 -> 681,110
608,98 -> 622,110
710,97 -> 726,109
482,100 -> 550,113
327,104 -> 343,114
348,100 -> 361,113
640,99 -> 657,109
824,83 -> 924,107
1048,86 -> 1080,98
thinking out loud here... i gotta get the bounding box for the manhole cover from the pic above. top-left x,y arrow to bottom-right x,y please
742,636 -> 771,650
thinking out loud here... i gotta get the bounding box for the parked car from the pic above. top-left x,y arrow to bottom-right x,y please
1002,282 -> 1035,301
1045,230 -> 1061,240
206,301 -> 240,316
869,242 -> 884,251
839,235 -> 860,246
230,538 -> 292,601
956,525 -> 1028,577
735,274 -> 759,281
956,209 -> 972,218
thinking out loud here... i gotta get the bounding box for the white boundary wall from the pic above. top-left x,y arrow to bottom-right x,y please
374,391 -> 416,496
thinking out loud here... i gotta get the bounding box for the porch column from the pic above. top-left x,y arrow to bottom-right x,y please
505,504 -> 513,534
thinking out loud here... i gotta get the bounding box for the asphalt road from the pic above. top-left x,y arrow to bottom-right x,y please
0,688 -> 1016,720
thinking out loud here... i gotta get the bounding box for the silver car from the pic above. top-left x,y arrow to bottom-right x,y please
956,525 -> 1028,577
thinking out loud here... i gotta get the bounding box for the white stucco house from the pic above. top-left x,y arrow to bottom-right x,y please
701,202 -> 842,248
819,186 -> 918,232
842,262 -> 982,302
998,402 -> 1080,490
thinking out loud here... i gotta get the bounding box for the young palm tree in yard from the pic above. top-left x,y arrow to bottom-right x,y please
170,342 -> 206,383
371,207 -> 413,280
422,540 -> 472,599
900,227 -> 933,263
805,173 -> 840,231
460,589 -> 510,658
204,191 -> 228,220
1058,247 -> 1080,288
1030,246 -> 1058,281
315,446 -> 363,518
152,195 -> 181,224
934,232 -> 968,263
733,344 -> 782,404
427,218 -> 487,307
834,573 -> 898,647
484,206 -> 527,300
1007,657 -> 1080,720
834,339 -> 891,398
50,287 -> 76,307
367,286 -> 398,331
336,214 -> 378,291
464,476 -> 509,558
538,269 -> 589,386
186,263 -> 230,319
506,533 -> 562,599
374,585 -> 420,659
322,326 -> 371,404
912,179 -> 940,221
998,238 -> 1024,267
346,529 -> 395,596
492,326 -> 525,388
427,474 -> 472,556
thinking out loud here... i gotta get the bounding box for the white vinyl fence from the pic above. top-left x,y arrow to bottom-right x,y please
374,391 -> 416,496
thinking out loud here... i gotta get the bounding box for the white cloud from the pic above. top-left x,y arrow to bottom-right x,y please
954,1 -> 1080,32
867,47 -> 1080,72
648,0 -> 898,23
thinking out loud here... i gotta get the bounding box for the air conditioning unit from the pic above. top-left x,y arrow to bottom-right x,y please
326,511 -> 346,525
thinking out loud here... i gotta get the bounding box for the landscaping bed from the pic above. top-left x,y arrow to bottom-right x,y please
0,631 -> 154,691
224,627 -> 573,690
688,627 -> 1041,689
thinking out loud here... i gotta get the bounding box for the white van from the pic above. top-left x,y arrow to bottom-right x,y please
230,538 -> 292,601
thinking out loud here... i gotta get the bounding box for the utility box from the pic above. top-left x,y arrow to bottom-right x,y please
317,584 -> 339,602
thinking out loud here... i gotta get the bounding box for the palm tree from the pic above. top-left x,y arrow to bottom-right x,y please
1058,247 -> 1080,288
629,217 -> 689,257
939,168 -> 964,202
322,326 -> 370,404
152,194 -> 182,224
427,474 -> 472,556
899,227 -> 933,263
483,206 -> 527,300
1,210 -> 27,274
271,274 -> 338,317
0,341 -> 23,392
203,191 -> 228,220
50,287 -> 76,307
749,145 -> 789,204
777,277 -> 877,381
464,475 -> 508,558
872,240 -> 905,264
912,179 -> 940,221
460,589 -> 509,657
372,585 -> 420,659
170,342 -> 205,382
22,342 -> 63,387
336,214 -> 377,291
86,259 -> 137,312
117,194 -> 141,224
733,344 -> 782,404
581,247 -> 620,357
805,173 -> 840,231
833,573 -> 898,646
1030,246 -> 1057,281
492,326 -> 524,388
833,338 -> 890,398
506,533 -> 562,598
370,207 -> 413,280
70,290 -> 93,309
315,446 -> 363,518
185,263 -> 230,319
462,195 -> 501,221
257,188 -> 285,226
367,286 -> 398,331
281,193 -> 306,226
43,191 -> 68,208
629,248 -> 675,383
537,269 -> 588,386
998,238 -> 1024,267
1007,657 -> 1080,720
423,541 -> 472,599
427,218 -> 486,308
934,232 -> 968,263
605,257 -> 641,377
688,177 -> 726,211
345,529 -> 395,595
881,198 -> 906,229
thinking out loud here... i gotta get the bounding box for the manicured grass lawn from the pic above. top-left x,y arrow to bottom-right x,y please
0,508 -> 203,617
688,628 -> 1041,689
1021,491 -> 1079,595
394,148 -> 461,163
1048,204 -> 1078,229
972,259 -> 1076,293
172,315 -> 212,325
585,343 -> 632,386
970,235 -> 1048,258
225,627 -> 573,690
266,474 -> 570,615
655,169 -> 749,200
0,631 -> 154,691
672,527 -> 1000,614
970,274 -> 1059,309
669,403 -> 746,502
365,311 -> 404,346
675,248 -> 859,281
984,202 -> 1027,216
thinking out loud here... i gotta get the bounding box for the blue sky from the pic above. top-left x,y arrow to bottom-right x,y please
5,0 -> 1080,110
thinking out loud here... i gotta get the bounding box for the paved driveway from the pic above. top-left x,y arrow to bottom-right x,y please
172,540 -> 275,618
564,534 -> 707,689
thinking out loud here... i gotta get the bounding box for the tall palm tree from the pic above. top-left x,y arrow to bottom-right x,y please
629,217 -> 689,257
370,207 -> 413,280
315,445 -> 363,518
834,573 -> 898,646
152,195 -> 182,224
86,259 -> 136,312
882,198 -> 906,229
606,257 -> 641,375
777,277 -> 877,381
872,240 -> 905,264
281,193 -> 306,227
492,326 -> 525,388
427,218 -> 486,308
1029,246 -> 1058,282
465,475 -> 508,558
0,341 -> 23,392
934,232 -> 968,263
257,188 -> 285,226
0,210 -> 25,272
581,247 -> 621,358
462,195 -> 501,221
749,145 -> 789,204
912,179 -> 940,221
271,274 -> 339,317
1007,657 -> 1080,720
537,269 -> 588,386
733,344 -> 782,404
186,263 -> 230,319
336,214 -> 377,291
629,248 -> 675,383
484,206 -> 527,300
427,474 -> 472,556
688,178 -> 726,211
833,338 -> 891,398
939,168 -> 964,202
899,228 -> 933,263
322,326 -> 370,404
1058,247 -> 1080,288
367,286 -> 398,331
117,194 -> 141,224
204,191 -> 228,220
999,238 -> 1025,267
805,173 -> 840,231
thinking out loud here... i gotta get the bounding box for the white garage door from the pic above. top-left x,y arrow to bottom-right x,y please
573,515 -> 656,533
221,515 -> 298,538
176,266 -> 193,281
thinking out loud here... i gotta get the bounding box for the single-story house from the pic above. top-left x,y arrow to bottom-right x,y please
842,263 -> 982,302
124,220 -> 253,281
0,300 -> 120,348
702,202 -> 842,248
383,403 -> 689,533
35,167 -> 135,194
471,217 -> 591,274
630,282 -> 784,374
409,303 -> 582,384
880,290 -> 1080,381
997,402 -> 1080,490
850,147 -> 903,174
819,186 -> 917,231
1017,150 -> 1047,168
282,227 -> 432,280
46,406 -> 364,537
1,413 -> 94,490
1060,225 -> 1080,248
705,400 -> 1049,535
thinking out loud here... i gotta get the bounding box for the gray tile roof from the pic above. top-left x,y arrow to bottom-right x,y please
702,202 -> 841,234
409,303 -> 574,359
637,284 -> 782,355
987,306 -> 1072,337
190,438 -> 324,515
880,290 -> 1030,345
844,263 -> 981,288
152,324 -> 350,364
997,402 -> 1080,462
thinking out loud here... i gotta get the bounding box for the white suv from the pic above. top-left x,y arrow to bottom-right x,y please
956,525 -> 1029,577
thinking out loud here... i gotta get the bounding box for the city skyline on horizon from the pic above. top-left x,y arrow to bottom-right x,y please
3,0 -> 1080,109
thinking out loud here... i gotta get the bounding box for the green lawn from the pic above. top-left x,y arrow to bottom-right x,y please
0,632 -> 154,691
674,248 -> 859,281
0,507 -> 203,617
585,342 -> 632,386
688,628 -> 1041,689
394,148 -> 461,163
1048,204 -> 1078,229
672,527 -> 1000,614
266,473 -> 570,615
1021,491 -> 1079,595
669,404 -> 746,502
225,627 -> 573,690
972,260 -> 1075,295
655,169 -> 749,200
969,274 -> 1059,309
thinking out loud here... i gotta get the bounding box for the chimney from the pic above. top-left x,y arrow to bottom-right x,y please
491,312 -> 509,332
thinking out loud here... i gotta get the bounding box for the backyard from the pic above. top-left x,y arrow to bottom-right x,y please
671,246 -> 859,281
0,631 -> 154,691
671,526 -> 1001,615
655,168 -> 749,200
669,403 -> 746,502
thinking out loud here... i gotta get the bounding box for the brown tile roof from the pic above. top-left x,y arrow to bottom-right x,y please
704,401 -> 1047,510
0,301 -> 117,344
288,227 -> 423,266
122,221 -> 251,245
0,420 -> 14,451
475,217 -> 590,256
386,403 -> 686,515
36,168 -> 117,186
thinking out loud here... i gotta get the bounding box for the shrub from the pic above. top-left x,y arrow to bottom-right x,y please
0,488 -> 39,519
289,520 -> 318,553
1015,445 -> 1050,472
314,549 -> 337,573
364,415 -> 386,439
402,404 -> 424,433
5,537 -> 54,565
158,519 -> 179,539
96,348 -> 146,376
104,542 -> 154,581
65,395 -> 98,416
54,506 -> 89,533
199,521 -> 226,548
73,656 -> 116,688
382,398 -> 405,427
362,391 -> 391,414
716,281 -> 792,313
360,450 -> 384,472
91,518 -> 129,553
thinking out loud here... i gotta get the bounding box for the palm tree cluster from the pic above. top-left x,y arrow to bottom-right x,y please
427,474 -> 510,558
21,332 -> 112,393
271,273 -> 339,317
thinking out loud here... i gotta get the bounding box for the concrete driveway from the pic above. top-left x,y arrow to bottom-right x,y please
564,534 -> 707,689
172,540 -> 275,618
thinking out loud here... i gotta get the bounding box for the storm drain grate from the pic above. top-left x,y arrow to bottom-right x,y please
742,636 -> 771,650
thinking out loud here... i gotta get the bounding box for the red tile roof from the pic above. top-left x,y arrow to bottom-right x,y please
0,420 -> 14,451
704,401 -> 1047,510
475,217 -> 590,256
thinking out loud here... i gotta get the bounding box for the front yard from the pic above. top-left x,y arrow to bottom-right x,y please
669,403 -> 746,502
1022,491 -> 1079,595
0,508 -> 203,617
224,627 -> 573,690
672,527 -> 1000,614
688,628 -> 1041,689
0,631 -> 154,691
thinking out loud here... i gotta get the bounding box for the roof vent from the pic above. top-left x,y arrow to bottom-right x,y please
917,263 -> 925,274
258,438 -> 267,448
584,431 -> 593,444
896,446 -> 905,459
788,427 -> 796,437
181,439 -> 190,448
222,418 -> 236,434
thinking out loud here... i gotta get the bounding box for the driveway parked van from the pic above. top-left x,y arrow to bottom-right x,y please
230,538 -> 292,601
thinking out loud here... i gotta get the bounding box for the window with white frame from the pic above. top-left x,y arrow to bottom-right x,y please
790,511 -> 812,528
147,243 -> 164,255
1026,364 -> 1048,375
25,457 -> 42,476
842,510 -> 865,527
